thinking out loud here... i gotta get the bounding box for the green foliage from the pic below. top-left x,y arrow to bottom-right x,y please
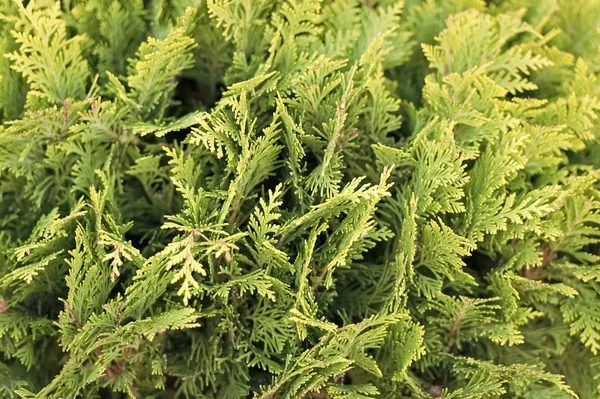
1,0 -> 600,398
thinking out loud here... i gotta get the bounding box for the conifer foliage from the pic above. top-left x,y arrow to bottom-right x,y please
1,0 -> 600,398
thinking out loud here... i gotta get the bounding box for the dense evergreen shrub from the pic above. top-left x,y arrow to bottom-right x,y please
1,0 -> 600,397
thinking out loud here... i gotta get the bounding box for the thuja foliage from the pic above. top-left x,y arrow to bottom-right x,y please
1,0 -> 600,397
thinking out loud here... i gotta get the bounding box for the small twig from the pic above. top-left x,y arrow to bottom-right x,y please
65,302 -> 82,328
444,299 -> 470,353
311,262 -> 329,292
0,298 -> 8,314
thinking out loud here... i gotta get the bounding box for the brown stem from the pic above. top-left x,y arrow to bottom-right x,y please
65,302 -> 82,328
0,298 -> 8,313
444,299 -> 470,353
311,263 -> 329,292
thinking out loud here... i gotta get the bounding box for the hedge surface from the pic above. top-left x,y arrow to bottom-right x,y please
1,0 -> 600,398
